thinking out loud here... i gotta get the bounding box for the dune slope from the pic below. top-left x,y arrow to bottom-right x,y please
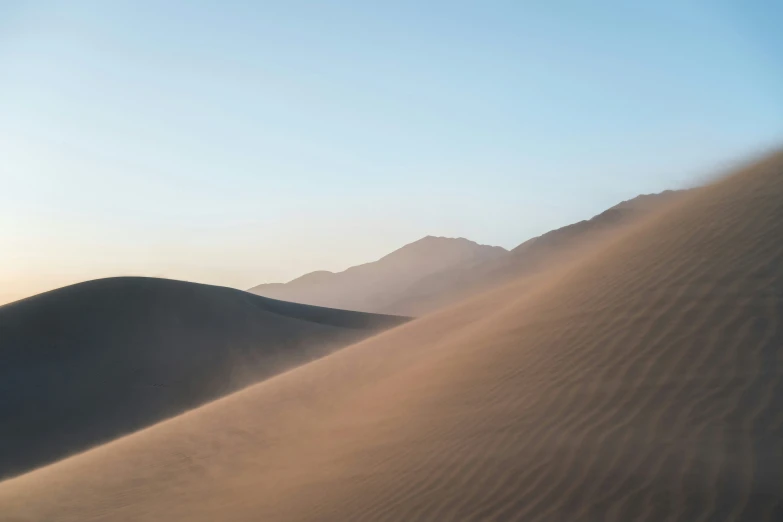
1,151 -> 782,521
0,277 -> 406,479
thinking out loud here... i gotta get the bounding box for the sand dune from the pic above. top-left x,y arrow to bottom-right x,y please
0,277 -> 406,479
1,151 -> 782,521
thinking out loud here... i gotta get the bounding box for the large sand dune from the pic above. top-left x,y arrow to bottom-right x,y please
0,277 -> 406,479
1,151 -> 781,521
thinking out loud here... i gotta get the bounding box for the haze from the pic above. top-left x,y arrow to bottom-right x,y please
2,2 -> 783,521
2,0 -> 782,305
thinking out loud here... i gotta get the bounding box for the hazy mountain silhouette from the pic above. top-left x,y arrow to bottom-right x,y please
252,191 -> 684,315
0,277 -> 407,479
249,236 -> 507,313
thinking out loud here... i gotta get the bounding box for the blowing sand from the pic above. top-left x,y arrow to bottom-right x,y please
0,151 -> 781,521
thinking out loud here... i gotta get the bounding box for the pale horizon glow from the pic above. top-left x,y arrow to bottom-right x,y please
2,1 -> 782,305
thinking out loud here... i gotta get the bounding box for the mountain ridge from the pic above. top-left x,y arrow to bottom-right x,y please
251,190 -> 685,315
249,236 -> 507,313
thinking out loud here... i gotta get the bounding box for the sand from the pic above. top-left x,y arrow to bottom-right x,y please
0,151 -> 781,521
0,277 -> 406,479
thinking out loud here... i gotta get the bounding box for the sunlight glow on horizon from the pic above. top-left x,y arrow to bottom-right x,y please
1,0 -> 782,305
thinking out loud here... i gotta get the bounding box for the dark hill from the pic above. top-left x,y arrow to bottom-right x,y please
0,276 -> 407,478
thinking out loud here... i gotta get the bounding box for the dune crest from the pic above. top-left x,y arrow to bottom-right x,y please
1,151 -> 781,521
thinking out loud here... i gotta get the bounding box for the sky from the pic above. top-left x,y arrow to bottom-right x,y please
1,0 -> 782,305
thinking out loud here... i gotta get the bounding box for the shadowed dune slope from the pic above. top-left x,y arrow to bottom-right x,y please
1,151 -> 782,521
0,277 -> 407,479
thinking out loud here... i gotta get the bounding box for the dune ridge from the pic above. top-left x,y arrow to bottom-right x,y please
1,150 -> 781,521
0,277 -> 406,480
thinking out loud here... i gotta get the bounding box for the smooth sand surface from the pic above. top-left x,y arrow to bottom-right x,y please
0,277 -> 406,479
1,151 -> 781,521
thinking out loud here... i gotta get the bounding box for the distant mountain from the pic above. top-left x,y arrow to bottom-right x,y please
252,191 -> 684,316
0,277 -> 407,479
249,236 -> 507,313
390,190 -> 686,315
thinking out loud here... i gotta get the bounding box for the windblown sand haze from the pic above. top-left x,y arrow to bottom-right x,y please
1,150 -> 781,521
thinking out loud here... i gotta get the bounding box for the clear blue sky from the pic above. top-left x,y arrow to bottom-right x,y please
1,0 -> 782,304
